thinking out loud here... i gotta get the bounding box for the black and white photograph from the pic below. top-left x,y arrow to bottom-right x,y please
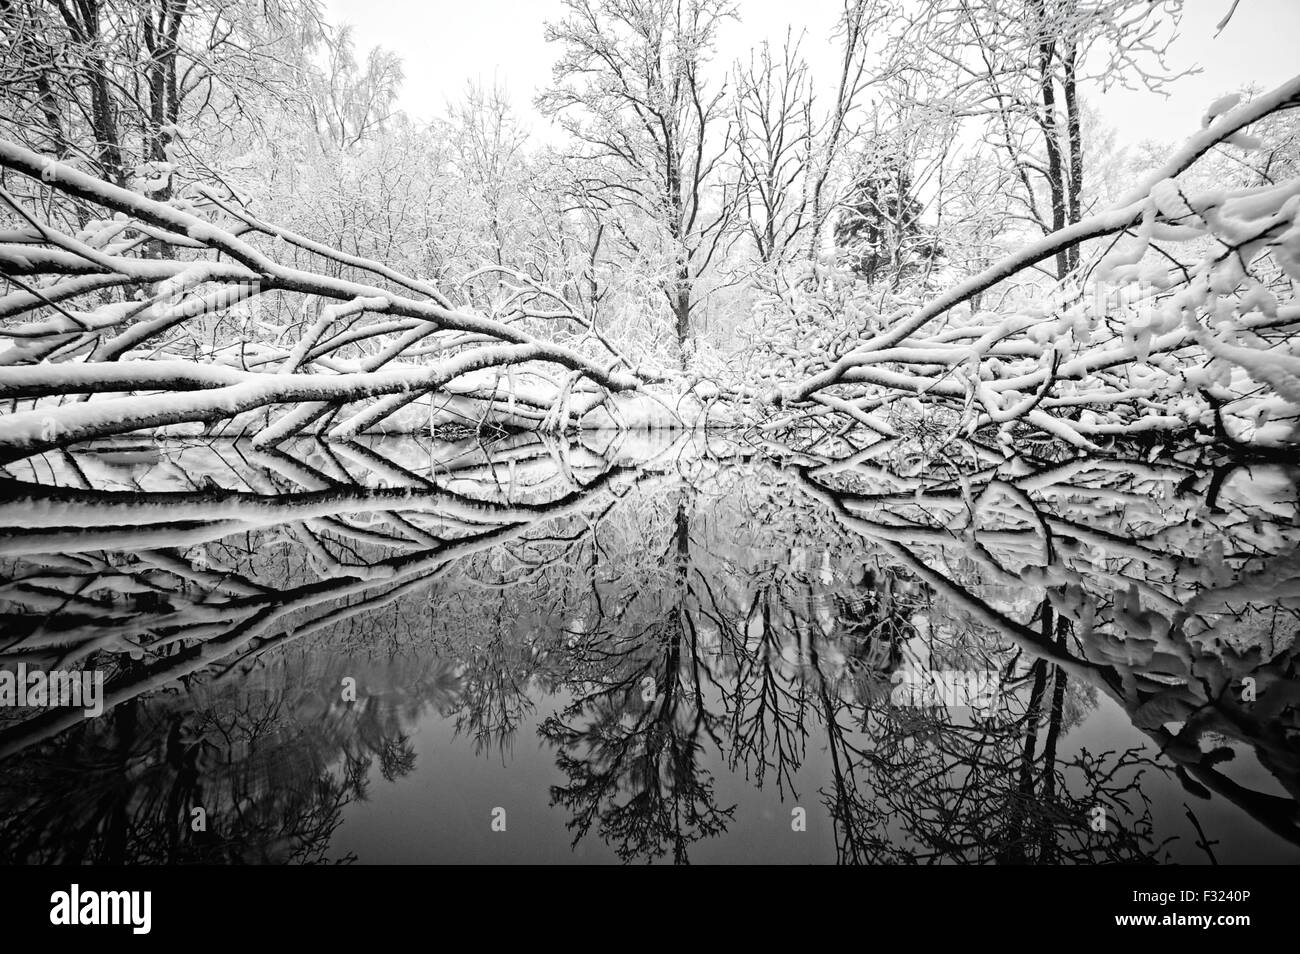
0,0 -> 1296,925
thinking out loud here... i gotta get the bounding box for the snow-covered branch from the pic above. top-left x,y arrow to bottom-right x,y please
775,75 -> 1300,452
0,138 -> 655,461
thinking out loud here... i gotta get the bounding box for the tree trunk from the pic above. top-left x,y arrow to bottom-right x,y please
1032,0 -> 1068,280
1063,42 -> 1084,271
674,275 -> 691,350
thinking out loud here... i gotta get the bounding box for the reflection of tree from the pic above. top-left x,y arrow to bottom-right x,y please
814,631 -> 1169,865
0,661 -> 434,863
2,432 -> 1297,865
539,497 -> 735,863
790,440 -> 1300,862
0,435 -> 639,759
0,434 -> 642,861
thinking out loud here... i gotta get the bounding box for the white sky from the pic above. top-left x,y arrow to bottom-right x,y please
325,0 -> 1300,147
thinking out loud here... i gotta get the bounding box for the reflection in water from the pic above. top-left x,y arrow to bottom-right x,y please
0,432 -> 1296,864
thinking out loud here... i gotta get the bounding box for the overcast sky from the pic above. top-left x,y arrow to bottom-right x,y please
324,0 -> 1300,147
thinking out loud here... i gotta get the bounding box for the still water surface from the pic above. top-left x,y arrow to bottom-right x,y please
1,432 -> 1297,864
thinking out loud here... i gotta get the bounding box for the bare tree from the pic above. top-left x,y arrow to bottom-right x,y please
729,2 -> 888,271
539,0 -> 739,356
730,30 -> 813,269
305,23 -> 403,150
884,0 -> 1186,278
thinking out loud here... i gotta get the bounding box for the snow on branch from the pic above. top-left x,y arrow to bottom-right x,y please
776,74 -> 1300,453
0,138 -> 653,462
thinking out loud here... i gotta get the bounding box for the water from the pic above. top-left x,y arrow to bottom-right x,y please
0,431 -> 1297,864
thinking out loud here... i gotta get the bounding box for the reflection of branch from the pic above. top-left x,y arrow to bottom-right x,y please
779,441 -> 1300,855
0,444 -> 642,759
3,436 -> 1297,863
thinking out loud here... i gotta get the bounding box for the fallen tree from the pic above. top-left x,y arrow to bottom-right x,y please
755,75 -> 1300,453
0,137 -> 663,462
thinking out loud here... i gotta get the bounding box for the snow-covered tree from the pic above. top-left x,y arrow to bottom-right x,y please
538,0 -> 740,354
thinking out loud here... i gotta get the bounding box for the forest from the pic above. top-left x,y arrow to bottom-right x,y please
0,0 -> 1295,454
0,0 -> 1298,869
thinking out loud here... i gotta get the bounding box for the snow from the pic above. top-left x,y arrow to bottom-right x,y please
1,64 -> 1299,462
